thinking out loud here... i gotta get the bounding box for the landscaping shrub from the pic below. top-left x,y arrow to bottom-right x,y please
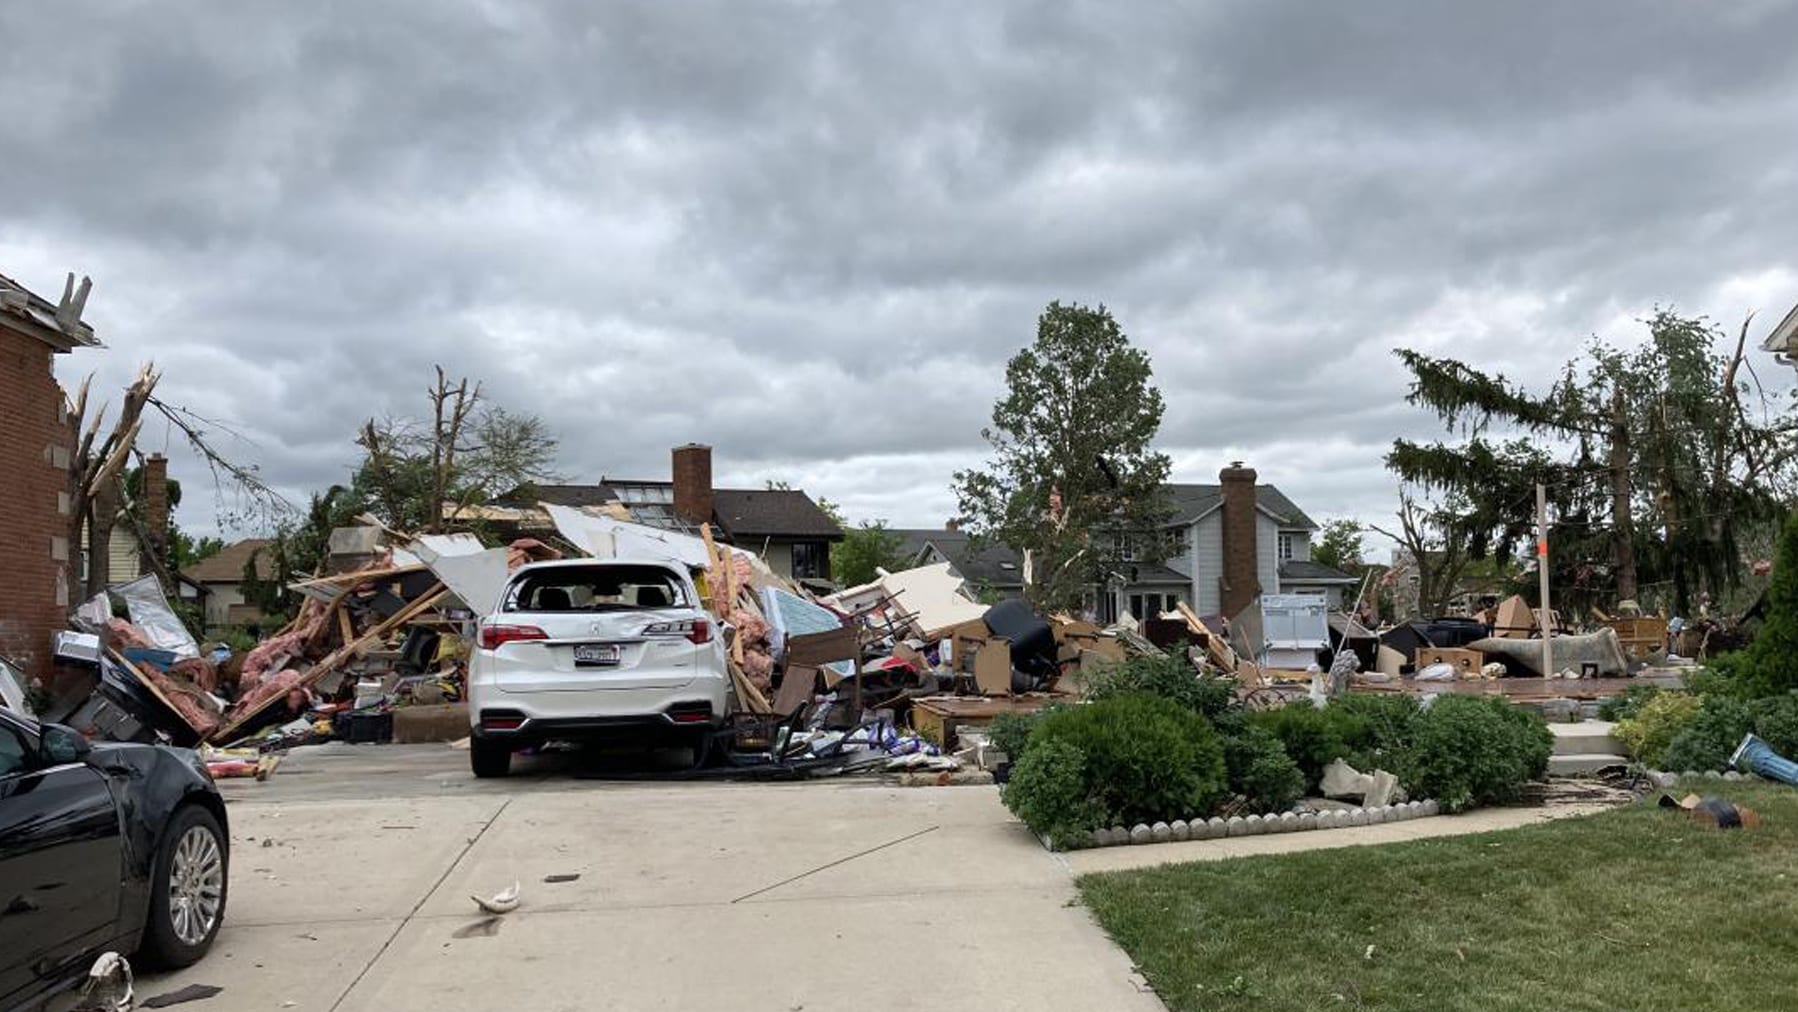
1219,723 -> 1306,813
1662,695 -> 1754,772
1002,738 -> 1103,850
1598,684 -> 1663,723
1082,652 -> 1236,718
1244,703 -> 1369,791
1705,511 -> 1798,698
1751,693 -> 1798,757
986,709 -> 1045,762
1615,692 -> 1702,768
1331,693 -> 1421,767
1018,693 -> 1228,831
1400,695 -> 1553,813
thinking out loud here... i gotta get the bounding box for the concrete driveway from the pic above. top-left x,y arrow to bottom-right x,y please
128,744 -> 1162,1012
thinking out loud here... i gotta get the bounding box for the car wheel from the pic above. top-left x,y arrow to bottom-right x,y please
471,736 -> 513,778
139,805 -> 228,969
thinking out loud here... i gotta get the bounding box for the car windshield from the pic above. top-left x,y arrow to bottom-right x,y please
503,564 -> 689,612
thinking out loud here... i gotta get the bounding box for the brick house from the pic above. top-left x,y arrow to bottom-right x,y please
0,272 -> 100,680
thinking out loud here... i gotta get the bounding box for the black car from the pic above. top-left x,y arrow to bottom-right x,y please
0,709 -> 229,1011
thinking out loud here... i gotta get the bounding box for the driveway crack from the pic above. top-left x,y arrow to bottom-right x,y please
730,824 -> 939,903
328,798 -> 513,1011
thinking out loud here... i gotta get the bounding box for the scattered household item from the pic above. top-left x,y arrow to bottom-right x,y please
1659,792 -> 1760,831
982,599 -> 1057,691
142,983 -> 226,1008
472,881 -> 521,914
1319,758 -> 1398,805
1467,628 -> 1629,677
70,952 -> 133,1012
1262,594 -> 1329,670
1414,662 -> 1456,682
1732,733 -> 1798,787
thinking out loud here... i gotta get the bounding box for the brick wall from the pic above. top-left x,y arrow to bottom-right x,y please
672,443 -> 713,527
0,325 -> 75,680
1218,462 -> 1261,619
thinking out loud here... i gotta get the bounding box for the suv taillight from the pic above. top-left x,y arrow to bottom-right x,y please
480,624 -> 549,650
642,618 -> 711,645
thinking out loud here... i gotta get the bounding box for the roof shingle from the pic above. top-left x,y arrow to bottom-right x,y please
181,538 -> 277,584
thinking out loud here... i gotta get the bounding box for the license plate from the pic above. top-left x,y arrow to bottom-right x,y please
573,643 -> 621,667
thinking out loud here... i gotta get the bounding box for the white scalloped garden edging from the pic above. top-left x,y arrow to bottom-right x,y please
1082,799 -> 1442,849
1647,769 -> 1750,785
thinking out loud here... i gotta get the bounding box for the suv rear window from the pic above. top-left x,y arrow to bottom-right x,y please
503,564 -> 689,612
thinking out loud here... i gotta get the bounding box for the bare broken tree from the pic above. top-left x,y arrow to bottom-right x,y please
427,366 -> 480,533
1369,490 -> 1475,620
351,367 -> 558,534
66,363 -> 286,596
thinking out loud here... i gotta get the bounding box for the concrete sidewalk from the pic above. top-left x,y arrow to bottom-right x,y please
138,776 -> 1164,1012
1063,802 -> 1610,875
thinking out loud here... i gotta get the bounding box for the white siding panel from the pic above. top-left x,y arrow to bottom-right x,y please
108,528 -> 141,583
1193,514 -> 1223,614
1257,513 -> 1279,600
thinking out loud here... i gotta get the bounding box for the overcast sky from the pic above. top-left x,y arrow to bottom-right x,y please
4,2 -> 1796,551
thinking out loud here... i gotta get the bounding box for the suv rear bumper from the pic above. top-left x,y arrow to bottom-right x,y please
473,702 -> 720,746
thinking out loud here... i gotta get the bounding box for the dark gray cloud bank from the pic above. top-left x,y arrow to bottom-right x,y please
4,1 -> 1795,548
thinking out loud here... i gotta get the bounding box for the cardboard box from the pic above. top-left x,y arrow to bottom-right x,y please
1416,647 -> 1483,676
1493,596 -> 1535,638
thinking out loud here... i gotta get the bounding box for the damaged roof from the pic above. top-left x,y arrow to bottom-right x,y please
181,538 -> 278,584
503,481 -> 841,541
0,271 -> 101,351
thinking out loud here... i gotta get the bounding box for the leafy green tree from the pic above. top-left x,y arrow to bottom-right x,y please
831,521 -> 907,586
1311,518 -> 1366,573
954,302 -> 1172,612
1714,510 -> 1798,698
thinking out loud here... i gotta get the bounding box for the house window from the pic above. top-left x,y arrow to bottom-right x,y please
790,541 -> 828,580
1097,591 -> 1118,625
1117,535 -> 1137,562
1128,593 -> 1183,619
1278,532 -> 1296,562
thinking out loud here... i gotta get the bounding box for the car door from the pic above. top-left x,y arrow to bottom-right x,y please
0,717 -> 126,1002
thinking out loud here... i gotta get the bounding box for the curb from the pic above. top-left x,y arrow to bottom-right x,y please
1078,799 -> 1442,850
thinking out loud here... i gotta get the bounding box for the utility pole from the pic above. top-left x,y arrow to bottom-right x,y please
1537,482 -> 1554,679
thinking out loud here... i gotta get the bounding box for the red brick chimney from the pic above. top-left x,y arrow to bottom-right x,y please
1218,461 -> 1260,619
672,444 -> 714,528
142,453 -> 169,574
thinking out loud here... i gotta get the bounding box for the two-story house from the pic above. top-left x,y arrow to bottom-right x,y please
896,463 -> 1355,622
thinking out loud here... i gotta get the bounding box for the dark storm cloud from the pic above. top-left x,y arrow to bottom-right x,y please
2,1 -> 1795,540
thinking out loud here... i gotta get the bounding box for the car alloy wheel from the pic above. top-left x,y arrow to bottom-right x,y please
168,824 -> 225,946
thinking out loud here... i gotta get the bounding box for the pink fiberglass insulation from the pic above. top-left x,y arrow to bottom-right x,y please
228,668 -> 303,722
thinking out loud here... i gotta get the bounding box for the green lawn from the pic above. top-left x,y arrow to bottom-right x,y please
1078,782 -> 1798,1012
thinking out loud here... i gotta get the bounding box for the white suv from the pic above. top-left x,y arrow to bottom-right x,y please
466,559 -> 729,777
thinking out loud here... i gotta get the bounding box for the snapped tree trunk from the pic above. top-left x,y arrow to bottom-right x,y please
1609,388 -> 1638,602
84,479 -> 120,598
